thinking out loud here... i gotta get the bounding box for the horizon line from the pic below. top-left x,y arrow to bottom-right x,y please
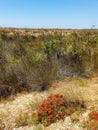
0,27 -> 98,30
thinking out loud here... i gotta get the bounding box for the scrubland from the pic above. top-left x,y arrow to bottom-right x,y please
0,28 -> 98,130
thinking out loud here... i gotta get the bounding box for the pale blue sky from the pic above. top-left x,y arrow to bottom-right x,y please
0,0 -> 98,28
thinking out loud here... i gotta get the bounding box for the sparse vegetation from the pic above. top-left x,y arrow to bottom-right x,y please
15,112 -> 38,126
0,28 -> 98,130
15,94 -> 85,127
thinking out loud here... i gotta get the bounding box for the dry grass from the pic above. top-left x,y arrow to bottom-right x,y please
49,76 -> 98,108
0,77 -> 97,129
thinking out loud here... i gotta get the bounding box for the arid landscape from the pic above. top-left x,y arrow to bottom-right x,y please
0,28 -> 98,130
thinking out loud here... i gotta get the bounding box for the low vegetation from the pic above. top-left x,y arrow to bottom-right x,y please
0,28 -> 98,130
0,29 -> 98,99
15,94 -> 85,127
88,111 -> 98,130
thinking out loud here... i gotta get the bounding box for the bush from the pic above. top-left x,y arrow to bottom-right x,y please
88,111 -> 98,130
89,111 -> 98,120
31,59 -> 59,91
89,120 -> 98,130
0,29 -> 98,98
36,94 -> 75,126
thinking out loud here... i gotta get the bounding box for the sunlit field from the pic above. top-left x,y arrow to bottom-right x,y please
0,28 -> 98,130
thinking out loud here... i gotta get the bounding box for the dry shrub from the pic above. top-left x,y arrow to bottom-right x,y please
0,29 -> 98,98
31,58 -> 59,91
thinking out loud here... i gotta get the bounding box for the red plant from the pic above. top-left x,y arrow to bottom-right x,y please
89,120 -> 98,130
36,94 -> 67,125
88,111 -> 98,130
66,107 -> 75,115
89,111 -> 98,120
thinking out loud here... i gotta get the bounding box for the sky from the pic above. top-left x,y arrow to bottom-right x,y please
0,0 -> 98,29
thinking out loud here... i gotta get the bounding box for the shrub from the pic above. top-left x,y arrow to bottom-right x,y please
89,120 -> 98,130
32,59 -> 59,91
0,29 -> 98,98
88,111 -> 98,130
89,111 -> 98,120
36,94 -> 75,126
